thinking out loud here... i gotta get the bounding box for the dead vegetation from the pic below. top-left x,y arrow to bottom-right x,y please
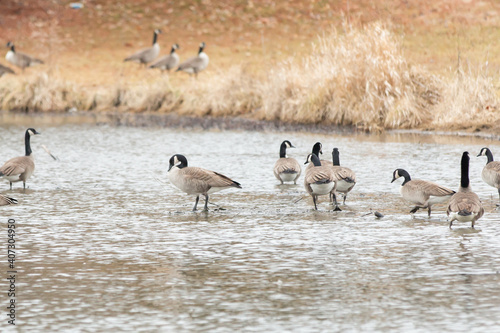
0,23 -> 498,132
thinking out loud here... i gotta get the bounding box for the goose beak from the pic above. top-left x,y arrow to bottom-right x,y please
391,177 -> 396,183
476,153 -> 481,157
168,164 -> 173,172
290,145 -> 296,148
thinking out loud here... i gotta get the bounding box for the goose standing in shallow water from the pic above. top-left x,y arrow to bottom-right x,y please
176,42 -> 209,78
447,152 -> 484,228
168,154 -> 241,211
304,154 -> 340,211
392,169 -> 455,217
0,128 -> 40,190
124,29 -> 162,66
330,148 -> 356,204
149,44 -> 180,72
5,41 -> 43,72
0,194 -> 17,206
273,140 -> 301,184
477,147 -> 500,205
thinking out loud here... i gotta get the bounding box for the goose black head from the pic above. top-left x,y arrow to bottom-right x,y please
391,168 -> 410,184
312,142 -> 323,156
27,128 -> 41,136
199,42 -> 206,53
304,153 -> 321,166
279,140 -> 295,158
168,154 -> 188,171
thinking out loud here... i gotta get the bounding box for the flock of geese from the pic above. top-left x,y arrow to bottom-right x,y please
0,30 -> 209,77
167,140 -> 500,229
1,129 -> 499,229
0,128 -> 500,228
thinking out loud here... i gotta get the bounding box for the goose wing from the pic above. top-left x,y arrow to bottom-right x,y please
274,158 -> 301,175
124,46 -> 156,62
177,56 -> 204,71
330,165 -> 356,182
17,51 -> 44,67
0,195 -> 17,206
182,167 -> 240,191
447,192 -> 484,217
0,157 -> 32,177
410,179 -> 455,197
305,166 -> 335,184
150,53 -> 179,69
484,161 -> 500,186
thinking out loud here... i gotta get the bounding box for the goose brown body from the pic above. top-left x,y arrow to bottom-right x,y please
392,169 -> 455,216
168,154 -> 241,211
477,147 -> 500,203
273,140 -> 301,184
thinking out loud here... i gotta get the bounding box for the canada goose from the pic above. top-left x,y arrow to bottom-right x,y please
124,29 -> 162,65
176,42 -> 209,78
0,195 -> 18,206
304,154 -> 340,211
168,154 -> 242,211
0,128 -> 40,190
0,63 -> 15,77
273,140 -> 301,184
149,44 -> 180,72
5,42 -> 43,71
392,169 -> 455,217
330,148 -> 356,204
477,147 -> 500,204
447,152 -> 484,228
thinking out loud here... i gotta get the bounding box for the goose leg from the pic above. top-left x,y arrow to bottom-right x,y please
9,182 -> 12,190
410,206 -> 420,214
313,195 -> 318,210
343,194 -> 347,205
203,195 -> 209,211
497,189 -> 500,206
428,206 -> 432,217
193,195 -> 200,211
332,193 -> 342,212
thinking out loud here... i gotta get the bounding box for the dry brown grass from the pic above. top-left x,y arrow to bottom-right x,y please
431,60 -> 499,130
258,23 -> 441,131
1,23 -> 499,132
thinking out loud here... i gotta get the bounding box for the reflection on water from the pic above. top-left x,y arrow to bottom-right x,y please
1,120 -> 500,332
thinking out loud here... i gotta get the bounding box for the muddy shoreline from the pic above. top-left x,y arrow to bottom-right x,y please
1,110 -> 499,140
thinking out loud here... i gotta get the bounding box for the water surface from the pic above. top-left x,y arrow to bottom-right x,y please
1,122 -> 500,332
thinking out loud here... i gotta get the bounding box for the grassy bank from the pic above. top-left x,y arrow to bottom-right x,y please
0,23 -> 498,132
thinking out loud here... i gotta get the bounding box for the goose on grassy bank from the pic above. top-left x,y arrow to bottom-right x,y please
5,42 -> 43,71
149,44 -> 180,72
176,42 -> 209,78
124,29 -> 162,66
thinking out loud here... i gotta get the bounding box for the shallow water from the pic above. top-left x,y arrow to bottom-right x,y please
1,121 -> 500,332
